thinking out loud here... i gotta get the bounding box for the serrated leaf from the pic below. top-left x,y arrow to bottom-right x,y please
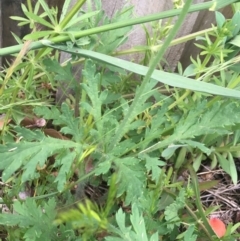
100,114 -> 119,144
105,208 -> 134,241
111,139 -> 136,156
142,101 -> 240,154
97,7 -> 132,54
34,106 -> 61,120
180,140 -> 211,155
140,107 -> 168,150
0,198 -> 57,241
115,208 -> 129,234
184,225 -> 197,241
43,198 -> 57,219
42,59 -> 76,87
130,204 -> 148,241
95,160 -> 112,175
82,60 -> 102,133
21,149 -> 49,181
164,189 -> 185,231
0,137 -> 81,182
115,157 -> 146,205
0,213 -> 31,227
102,92 -> 121,105
109,80 -> 157,140
54,150 -> 77,191
24,226 -> 42,241
0,198 -> 56,226
14,126 -> 45,141
142,155 -> 166,182
52,103 -> 82,142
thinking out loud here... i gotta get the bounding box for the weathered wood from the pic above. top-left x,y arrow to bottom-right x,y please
0,0 -> 234,68
100,0 -> 171,62
0,0 -> 64,65
1,0 -> 29,65
178,5 -> 232,69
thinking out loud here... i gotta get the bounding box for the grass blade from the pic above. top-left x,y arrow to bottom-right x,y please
42,45 -> 240,99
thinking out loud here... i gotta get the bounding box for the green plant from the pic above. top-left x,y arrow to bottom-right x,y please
1,0 -> 240,240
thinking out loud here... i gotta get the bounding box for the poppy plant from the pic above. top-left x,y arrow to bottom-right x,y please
208,217 -> 226,238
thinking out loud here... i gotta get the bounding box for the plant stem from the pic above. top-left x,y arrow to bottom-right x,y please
59,0 -> 86,30
27,0 -> 33,13
109,0 -> 195,148
169,27 -> 227,109
113,27 -> 217,56
0,0 -> 237,56
188,165 -> 215,240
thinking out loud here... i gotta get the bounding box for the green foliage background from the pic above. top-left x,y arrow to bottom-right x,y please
1,0 -> 240,240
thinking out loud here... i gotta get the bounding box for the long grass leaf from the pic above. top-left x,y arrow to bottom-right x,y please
42,45 -> 240,99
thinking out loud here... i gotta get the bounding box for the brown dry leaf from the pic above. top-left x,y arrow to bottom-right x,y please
85,158 -> 94,173
20,117 -> 36,127
20,116 -> 46,128
44,128 -> 69,140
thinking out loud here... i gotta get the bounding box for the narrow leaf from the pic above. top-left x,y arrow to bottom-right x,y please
228,152 -> 238,185
43,45 -> 240,99
23,11 -> 54,29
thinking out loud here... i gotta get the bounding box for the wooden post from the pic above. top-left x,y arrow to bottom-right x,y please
0,0 -> 64,65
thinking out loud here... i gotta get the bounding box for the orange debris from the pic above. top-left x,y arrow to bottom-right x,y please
208,217 -> 226,238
